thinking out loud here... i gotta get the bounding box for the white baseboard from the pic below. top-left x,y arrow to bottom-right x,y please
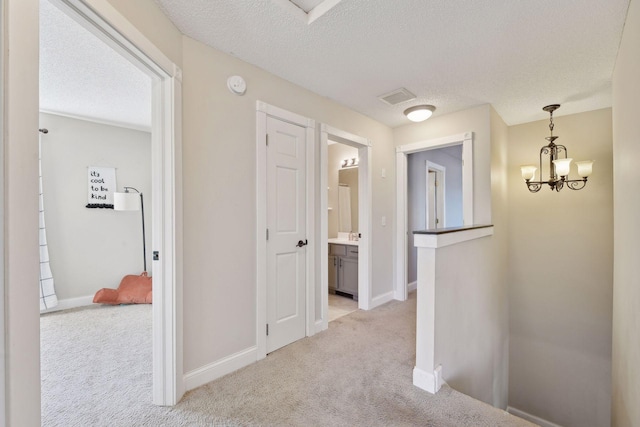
184,346 -> 257,391
408,281 -> 417,292
370,291 -> 394,309
413,365 -> 443,394
393,282 -> 417,300
40,295 -> 94,313
507,406 -> 564,427
314,319 -> 328,334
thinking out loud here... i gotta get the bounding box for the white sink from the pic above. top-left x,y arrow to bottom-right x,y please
328,237 -> 359,246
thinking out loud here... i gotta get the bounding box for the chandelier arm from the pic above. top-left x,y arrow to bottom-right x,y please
525,181 -> 542,193
550,146 -> 556,181
540,146 -> 550,181
566,179 -> 588,190
556,144 -> 567,157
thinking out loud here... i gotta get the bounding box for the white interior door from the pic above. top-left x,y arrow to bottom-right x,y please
266,116 -> 307,353
426,162 -> 446,229
427,171 -> 437,228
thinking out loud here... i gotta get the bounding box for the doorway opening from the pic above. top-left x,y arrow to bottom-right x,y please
327,140 -> 359,321
395,132 -> 473,300
426,161 -> 446,230
319,124 -> 372,332
40,0 -> 182,408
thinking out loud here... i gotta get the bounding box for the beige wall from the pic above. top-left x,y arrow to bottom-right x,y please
489,106 -> 510,409
612,0 -> 640,425
508,108 -> 613,427
4,0 -> 41,425
180,36 -> 395,371
394,105 -> 510,407
105,0 -> 183,67
433,234 -> 506,407
39,113 -> 152,302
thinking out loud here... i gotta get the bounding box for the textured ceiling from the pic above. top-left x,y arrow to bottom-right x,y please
153,0 -> 630,126
40,1 -> 630,129
40,0 -> 151,130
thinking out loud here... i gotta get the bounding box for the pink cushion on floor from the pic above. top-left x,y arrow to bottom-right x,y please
93,272 -> 152,305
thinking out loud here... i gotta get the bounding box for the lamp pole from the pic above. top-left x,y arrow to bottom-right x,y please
123,187 -> 146,272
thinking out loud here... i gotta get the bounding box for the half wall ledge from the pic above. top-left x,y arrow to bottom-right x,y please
412,224 -> 494,395
413,224 -> 494,249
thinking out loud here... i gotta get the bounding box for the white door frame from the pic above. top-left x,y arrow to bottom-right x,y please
426,161 -> 446,229
319,124 -> 372,330
395,132 -> 473,301
256,101 -> 316,359
50,0 -> 183,405
0,0 -> 5,421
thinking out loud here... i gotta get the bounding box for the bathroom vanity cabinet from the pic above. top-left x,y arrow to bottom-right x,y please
328,243 -> 358,299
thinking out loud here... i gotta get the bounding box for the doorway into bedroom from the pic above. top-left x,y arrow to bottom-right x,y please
39,0 -> 155,423
405,146 -> 464,291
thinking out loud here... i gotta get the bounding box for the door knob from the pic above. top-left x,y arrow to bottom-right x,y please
296,239 -> 308,248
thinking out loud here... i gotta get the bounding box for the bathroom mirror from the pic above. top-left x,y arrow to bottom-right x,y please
338,167 -> 358,233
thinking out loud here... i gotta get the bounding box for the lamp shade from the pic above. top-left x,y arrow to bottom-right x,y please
575,160 -> 594,178
520,165 -> 537,181
114,192 -> 141,211
552,158 -> 572,177
404,105 -> 436,122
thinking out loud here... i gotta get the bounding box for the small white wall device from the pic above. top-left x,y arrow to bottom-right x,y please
227,75 -> 246,95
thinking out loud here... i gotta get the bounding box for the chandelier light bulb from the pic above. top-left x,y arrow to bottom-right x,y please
520,165 -> 537,181
552,158 -> 572,177
575,160 -> 594,178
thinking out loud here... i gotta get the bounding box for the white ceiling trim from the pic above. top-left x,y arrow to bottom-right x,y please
272,0 -> 342,24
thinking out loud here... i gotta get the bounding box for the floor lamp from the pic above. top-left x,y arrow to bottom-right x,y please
92,186 -> 151,304
114,187 -> 147,274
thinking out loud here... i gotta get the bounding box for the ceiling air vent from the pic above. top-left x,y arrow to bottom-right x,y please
378,88 -> 416,106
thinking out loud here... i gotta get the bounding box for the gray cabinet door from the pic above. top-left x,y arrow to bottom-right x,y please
339,257 -> 358,296
328,255 -> 338,291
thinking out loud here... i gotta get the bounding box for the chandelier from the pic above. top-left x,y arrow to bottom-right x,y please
520,104 -> 594,192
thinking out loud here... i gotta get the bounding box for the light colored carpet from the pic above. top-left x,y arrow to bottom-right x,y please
41,296 -> 536,427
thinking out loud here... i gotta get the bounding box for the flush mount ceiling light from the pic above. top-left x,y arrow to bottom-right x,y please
404,105 -> 436,122
520,104 -> 594,192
